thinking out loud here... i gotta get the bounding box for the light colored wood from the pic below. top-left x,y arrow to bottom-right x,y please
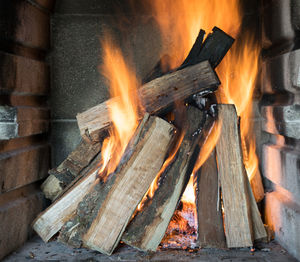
77,61 -> 219,141
122,106 -> 205,252
197,149 -> 226,248
216,104 -> 253,248
250,169 -> 265,202
82,116 -> 175,255
246,174 -> 267,241
32,168 -> 99,242
41,140 -> 101,201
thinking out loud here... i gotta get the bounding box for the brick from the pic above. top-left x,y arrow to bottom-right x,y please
262,143 -> 300,202
0,106 -> 49,140
265,191 -> 300,260
0,51 -> 49,95
261,105 -> 300,139
262,0 -> 300,49
261,49 -> 300,95
0,144 -> 50,193
0,187 -> 44,260
0,0 -> 50,50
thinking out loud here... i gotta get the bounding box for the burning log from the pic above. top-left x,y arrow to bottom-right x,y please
32,160 -> 100,242
196,149 -> 226,248
77,61 -> 219,142
216,104 -> 266,248
57,114 -> 175,255
41,139 -> 102,201
180,27 -> 234,70
121,106 -> 206,252
144,27 -> 234,83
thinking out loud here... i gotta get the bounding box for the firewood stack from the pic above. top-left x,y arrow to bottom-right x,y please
33,27 -> 266,255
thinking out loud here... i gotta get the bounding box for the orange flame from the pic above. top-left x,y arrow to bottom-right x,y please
98,36 -> 142,180
150,0 -> 241,70
216,33 -> 261,180
148,0 -> 261,243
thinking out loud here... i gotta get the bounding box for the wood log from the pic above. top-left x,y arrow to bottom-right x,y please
77,61 -> 219,141
196,149 -> 226,248
41,139 -> 102,201
32,160 -> 100,242
246,174 -> 267,241
216,104 -> 253,248
250,169 -> 265,203
58,114 -> 175,255
144,26 -> 233,82
194,27 -> 234,69
121,106 -> 206,252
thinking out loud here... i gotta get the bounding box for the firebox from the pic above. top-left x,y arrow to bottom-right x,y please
0,0 -> 299,261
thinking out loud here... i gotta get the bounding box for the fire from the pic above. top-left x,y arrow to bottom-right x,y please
216,33 -> 261,180
149,0 -> 241,71
148,0 -> 261,246
98,36 -> 142,180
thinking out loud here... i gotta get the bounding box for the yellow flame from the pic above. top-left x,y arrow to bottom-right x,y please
150,0 -> 241,70
149,0 -> 260,211
98,37 -> 141,180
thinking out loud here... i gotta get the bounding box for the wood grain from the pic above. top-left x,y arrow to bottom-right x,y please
77,61 -> 219,141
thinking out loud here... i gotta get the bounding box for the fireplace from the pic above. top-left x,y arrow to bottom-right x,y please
0,0 -> 299,260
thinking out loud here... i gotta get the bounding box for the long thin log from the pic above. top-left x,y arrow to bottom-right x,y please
121,106 -> 206,252
59,114 -> 175,255
77,61 -> 219,141
196,149 -> 226,248
216,104 -> 253,248
41,139 -> 102,201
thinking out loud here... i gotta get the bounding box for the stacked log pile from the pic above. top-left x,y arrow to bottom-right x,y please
33,27 -> 266,255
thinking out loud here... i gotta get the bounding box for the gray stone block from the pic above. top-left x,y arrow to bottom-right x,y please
262,142 -> 300,202
265,191 -> 300,260
262,0 -> 300,49
261,49 -> 300,95
51,14 -> 161,119
261,105 -> 300,139
50,120 -> 81,167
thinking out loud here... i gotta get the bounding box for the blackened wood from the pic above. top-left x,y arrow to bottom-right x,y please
121,106 -> 206,252
77,61 -> 219,142
41,139 -> 102,201
197,27 -> 234,68
180,29 -> 206,69
196,149 -> 226,248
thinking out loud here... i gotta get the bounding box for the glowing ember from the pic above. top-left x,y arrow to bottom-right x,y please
98,36 -> 143,181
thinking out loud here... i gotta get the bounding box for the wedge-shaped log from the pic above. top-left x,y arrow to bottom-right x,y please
41,139 -> 102,201
121,106 -> 206,252
196,149 -> 226,248
32,162 -> 100,242
216,104 -> 265,248
77,61 -> 219,141
59,114 -> 175,255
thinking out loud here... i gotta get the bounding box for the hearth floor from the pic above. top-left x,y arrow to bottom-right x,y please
3,237 -> 298,262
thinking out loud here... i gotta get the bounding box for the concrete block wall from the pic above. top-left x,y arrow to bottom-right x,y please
261,0 -> 300,259
0,0 -> 54,259
50,0 -> 163,166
